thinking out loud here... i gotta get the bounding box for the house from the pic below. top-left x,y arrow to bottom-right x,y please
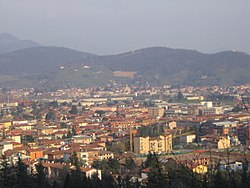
37,161 -> 102,181
46,150 -> 64,161
53,130 -> 67,139
0,141 -> 13,155
79,167 -> 102,179
26,148 -> 44,161
8,134 -> 21,143
219,161 -> 243,172
72,135 -> 92,144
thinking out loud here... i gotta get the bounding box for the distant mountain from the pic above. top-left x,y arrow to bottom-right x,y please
0,33 -> 41,55
0,46 -> 96,88
0,46 -> 249,88
0,46 -> 96,74
89,47 -> 250,86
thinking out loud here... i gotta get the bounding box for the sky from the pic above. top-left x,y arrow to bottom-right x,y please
0,0 -> 250,55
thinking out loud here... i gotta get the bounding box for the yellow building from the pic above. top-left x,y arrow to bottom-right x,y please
0,120 -> 12,129
134,134 -> 172,154
192,164 -> 208,174
218,137 -> 230,149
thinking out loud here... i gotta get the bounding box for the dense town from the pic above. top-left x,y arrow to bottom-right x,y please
0,83 -> 250,187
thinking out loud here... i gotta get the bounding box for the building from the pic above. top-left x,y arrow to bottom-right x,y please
0,142 -> 13,155
72,135 -> 92,144
187,108 -> 200,116
180,134 -> 196,145
97,150 -> 114,160
186,96 -> 204,101
148,107 -> 165,118
0,120 -> 12,129
201,135 -> 231,149
192,164 -> 208,174
26,148 -> 44,161
199,107 -> 216,115
167,121 -> 177,129
201,101 -> 213,108
217,137 -> 230,149
134,135 -> 172,154
219,161 -> 243,172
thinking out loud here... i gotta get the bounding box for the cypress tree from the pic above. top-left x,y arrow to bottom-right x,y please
69,105 -> 78,114
0,155 -> 16,187
146,153 -> 168,188
15,157 -> 35,188
35,161 -> 50,188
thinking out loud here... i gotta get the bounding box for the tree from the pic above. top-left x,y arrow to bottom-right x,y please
90,173 -> 102,188
70,151 -> 80,167
72,127 -> 77,136
15,157 -> 35,188
60,122 -> 67,128
49,100 -> 58,108
213,171 -> 228,188
32,102 -> 39,116
108,142 -> 126,153
67,130 -> 73,138
232,104 -> 243,112
62,134 -> 67,139
146,153 -> 168,188
63,173 -> 72,188
177,91 -> 184,100
34,162 -> 50,188
107,158 -> 120,174
12,106 -> 24,117
63,172 -> 73,188
64,152 -> 88,188
92,158 -> 120,176
95,110 -> 106,117
45,111 -> 56,121
0,155 -> 16,187
69,105 -> 78,114
100,174 -> 117,188
144,152 -> 154,168
125,157 -> 136,170
61,102 -> 68,106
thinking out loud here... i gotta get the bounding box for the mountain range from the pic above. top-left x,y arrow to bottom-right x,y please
0,33 -> 249,89
0,33 -> 41,55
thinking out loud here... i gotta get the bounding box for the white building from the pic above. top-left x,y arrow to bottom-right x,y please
180,134 -> 196,144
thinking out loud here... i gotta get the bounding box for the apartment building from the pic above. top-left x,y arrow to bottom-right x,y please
134,134 -> 172,154
148,107 -> 165,118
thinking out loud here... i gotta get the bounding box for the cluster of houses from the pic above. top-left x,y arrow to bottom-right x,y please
0,84 -> 249,183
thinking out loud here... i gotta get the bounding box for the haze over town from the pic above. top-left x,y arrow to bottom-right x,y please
1,1 -> 250,188
1,0 -> 250,55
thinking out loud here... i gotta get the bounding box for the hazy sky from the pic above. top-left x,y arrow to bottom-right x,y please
1,0 -> 250,55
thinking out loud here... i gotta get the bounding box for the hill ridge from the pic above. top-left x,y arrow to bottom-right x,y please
0,45 -> 249,88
